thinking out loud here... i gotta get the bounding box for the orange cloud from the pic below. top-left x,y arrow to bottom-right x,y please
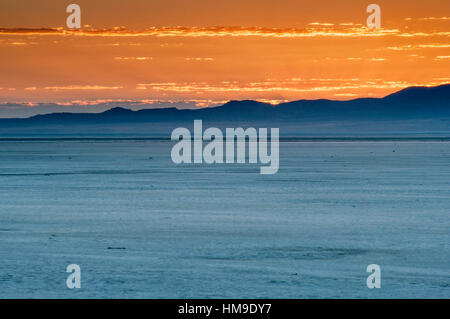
44,85 -> 124,91
0,26 -> 409,38
185,57 -> 214,61
405,17 -> 450,21
135,78 -> 450,95
114,56 -> 153,60
385,43 -> 450,50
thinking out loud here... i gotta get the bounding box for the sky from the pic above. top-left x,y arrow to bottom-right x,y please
0,0 -> 449,117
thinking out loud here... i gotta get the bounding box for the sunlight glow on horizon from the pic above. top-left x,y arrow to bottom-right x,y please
0,0 -> 449,114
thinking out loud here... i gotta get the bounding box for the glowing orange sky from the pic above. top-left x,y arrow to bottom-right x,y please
0,0 -> 449,113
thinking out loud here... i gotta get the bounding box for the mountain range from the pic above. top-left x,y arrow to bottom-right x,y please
0,84 -> 449,137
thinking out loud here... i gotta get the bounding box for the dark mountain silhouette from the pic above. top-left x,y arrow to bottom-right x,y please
0,84 -> 449,136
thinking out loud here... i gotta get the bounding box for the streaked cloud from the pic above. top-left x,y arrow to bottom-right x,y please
114,56 -> 153,61
333,93 -> 358,97
0,26 -> 414,38
254,98 -> 289,105
405,17 -> 450,21
44,85 -> 124,91
385,43 -> 450,51
396,31 -> 450,37
308,22 -> 334,26
185,57 -> 214,61
135,78 -> 449,95
339,23 -> 363,26
0,39 -> 38,46
0,99 -> 226,109
409,54 -> 425,58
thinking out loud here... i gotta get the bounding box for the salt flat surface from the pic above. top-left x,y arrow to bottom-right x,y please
0,140 -> 449,298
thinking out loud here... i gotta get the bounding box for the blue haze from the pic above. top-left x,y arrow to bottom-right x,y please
0,139 -> 449,298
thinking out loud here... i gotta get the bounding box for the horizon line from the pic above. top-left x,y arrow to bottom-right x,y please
1,83 -> 449,118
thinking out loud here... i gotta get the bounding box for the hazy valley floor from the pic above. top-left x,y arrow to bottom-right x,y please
0,139 -> 449,298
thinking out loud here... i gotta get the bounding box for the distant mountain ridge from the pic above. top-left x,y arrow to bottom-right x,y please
0,84 -> 449,136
